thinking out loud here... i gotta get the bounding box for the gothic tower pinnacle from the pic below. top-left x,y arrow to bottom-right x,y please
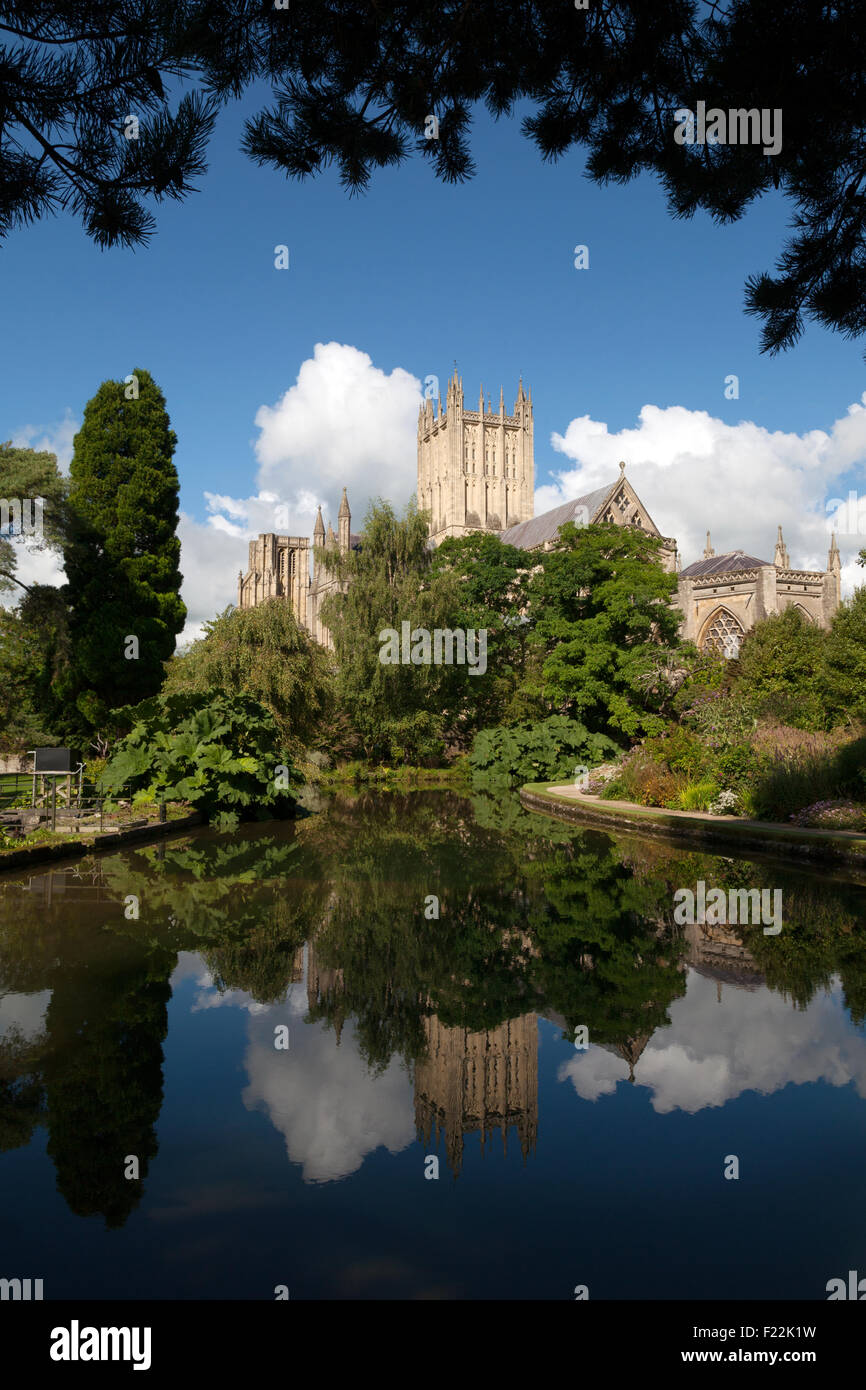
417,366 -> 534,545
338,487 -> 351,553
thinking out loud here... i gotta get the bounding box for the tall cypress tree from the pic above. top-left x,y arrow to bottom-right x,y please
61,368 -> 186,734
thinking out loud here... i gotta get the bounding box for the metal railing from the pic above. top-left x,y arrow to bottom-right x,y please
1,776 -> 171,836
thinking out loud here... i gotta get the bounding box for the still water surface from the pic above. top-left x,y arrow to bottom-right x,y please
1,789 -> 865,1299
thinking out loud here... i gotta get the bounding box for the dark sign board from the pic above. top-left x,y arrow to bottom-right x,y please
34,747 -> 73,773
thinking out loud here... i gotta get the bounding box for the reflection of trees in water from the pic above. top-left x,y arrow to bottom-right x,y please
0,1029 -> 46,1153
0,831 -> 327,1223
607,838 -> 866,1022
294,791 -> 866,1069
0,799 -> 864,1215
294,792 -> 687,1067
524,837 -> 690,1048
42,950 -> 174,1227
0,905 -> 174,1225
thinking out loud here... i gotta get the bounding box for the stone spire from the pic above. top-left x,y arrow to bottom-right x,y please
313,505 -> 325,541
325,519 -> 337,549
703,530 -> 714,559
828,530 -> 842,606
338,487 -> 350,553
499,385 -> 505,416
774,524 -> 790,569
478,382 -> 484,414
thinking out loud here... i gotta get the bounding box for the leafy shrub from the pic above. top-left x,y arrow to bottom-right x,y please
750,734 -> 866,821
830,735 -> 866,796
676,780 -> 720,811
379,709 -> 445,765
469,715 -> 620,789
607,747 -> 688,807
162,599 -> 335,754
708,789 -> 741,815
642,725 -> 712,779
680,688 -> 757,749
790,800 -> 866,830
734,606 -> 831,730
714,743 -> 760,790
98,690 -> 301,825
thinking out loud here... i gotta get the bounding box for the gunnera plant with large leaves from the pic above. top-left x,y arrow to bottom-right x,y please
469,715 -> 621,790
98,690 -> 301,826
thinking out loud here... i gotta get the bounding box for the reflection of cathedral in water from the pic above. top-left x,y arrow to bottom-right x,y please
685,921 -> 765,993
414,1014 -> 538,1177
304,941 -> 539,1175
303,919 -> 764,1171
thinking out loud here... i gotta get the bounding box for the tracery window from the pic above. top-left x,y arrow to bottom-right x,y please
701,608 -> 746,658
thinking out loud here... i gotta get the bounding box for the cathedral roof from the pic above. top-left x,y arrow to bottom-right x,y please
499,481 -> 618,550
680,549 -> 771,577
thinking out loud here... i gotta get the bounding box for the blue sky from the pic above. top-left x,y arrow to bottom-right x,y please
3,91 -> 865,637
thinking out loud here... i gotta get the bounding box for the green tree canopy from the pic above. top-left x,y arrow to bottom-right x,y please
59,368 -> 186,736
0,604 -> 56,748
0,585 -> 75,750
3,3 -> 865,354
823,587 -> 866,726
162,599 -> 335,756
319,497 -> 446,762
733,605 -> 830,730
531,520 -> 682,740
0,441 -> 70,595
429,530 -> 542,728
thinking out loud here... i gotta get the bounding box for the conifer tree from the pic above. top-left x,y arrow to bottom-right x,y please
59,368 -> 186,735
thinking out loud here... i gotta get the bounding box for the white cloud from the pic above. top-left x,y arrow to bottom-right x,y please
252,341 -> 421,522
175,509 -> 249,645
12,361 -> 866,642
559,969 -> 866,1112
241,1004 -> 416,1184
10,412 -> 78,473
540,397 -> 866,594
177,342 -> 424,640
1,414 -> 77,608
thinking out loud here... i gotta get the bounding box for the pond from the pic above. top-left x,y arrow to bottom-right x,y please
1,788 -> 865,1301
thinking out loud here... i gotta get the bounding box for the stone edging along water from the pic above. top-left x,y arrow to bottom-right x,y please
519,784 -> 866,868
0,811 -> 204,875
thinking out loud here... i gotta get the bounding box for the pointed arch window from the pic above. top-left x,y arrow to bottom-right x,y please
700,607 -> 746,658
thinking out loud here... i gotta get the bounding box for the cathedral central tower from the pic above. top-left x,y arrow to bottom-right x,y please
418,369 -> 534,544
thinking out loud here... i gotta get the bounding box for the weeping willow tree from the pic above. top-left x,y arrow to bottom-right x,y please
318,498 -> 451,763
162,598 -> 335,755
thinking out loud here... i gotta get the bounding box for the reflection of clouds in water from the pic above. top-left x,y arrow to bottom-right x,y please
559,971 -> 866,1114
191,984 -> 271,1016
171,954 -> 414,1181
241,1008 -> 415,1184
0,989 -> 50,1043
171,952 -> 310,1017
169,951 -> 208,986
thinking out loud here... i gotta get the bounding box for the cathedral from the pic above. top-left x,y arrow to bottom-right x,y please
238,367 -> 842,653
